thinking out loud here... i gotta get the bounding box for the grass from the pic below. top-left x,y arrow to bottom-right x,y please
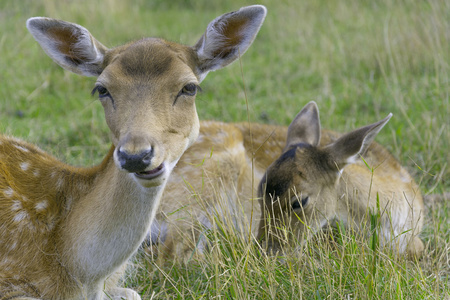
1,0 -> 449,299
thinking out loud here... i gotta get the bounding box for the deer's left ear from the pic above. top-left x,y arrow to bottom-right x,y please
27,17 -> 108,77
193,5 -> 267,81
284,101 -> 321,150
325,113 -> 393,170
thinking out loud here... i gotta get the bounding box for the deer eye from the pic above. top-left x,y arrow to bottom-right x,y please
174,83 -> 201,105
92,85 -> 115,109
180,83 -> 200,97
291,196 -> 309,210
92,85 -> 111,99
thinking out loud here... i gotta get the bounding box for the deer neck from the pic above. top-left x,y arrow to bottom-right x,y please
58,145 -> 166,282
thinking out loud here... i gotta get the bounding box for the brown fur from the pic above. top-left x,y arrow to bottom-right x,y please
259,103 -> 423,257
151,103 -> 424,261
0,6 -> 266,299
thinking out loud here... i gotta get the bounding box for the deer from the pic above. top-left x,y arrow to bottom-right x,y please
149,102 -> 424,261
0,5 -> 267,299
258,102 -> 424,257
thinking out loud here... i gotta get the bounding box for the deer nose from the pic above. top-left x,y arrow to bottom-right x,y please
116,147 -> 153,173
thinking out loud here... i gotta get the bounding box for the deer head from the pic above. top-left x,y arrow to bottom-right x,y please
26,5 -> 267,188
258,101 -> 392,242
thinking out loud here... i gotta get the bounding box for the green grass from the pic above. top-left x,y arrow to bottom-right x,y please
1,0 -> 449,299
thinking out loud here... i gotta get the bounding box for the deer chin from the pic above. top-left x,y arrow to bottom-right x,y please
134,163 -> 165,181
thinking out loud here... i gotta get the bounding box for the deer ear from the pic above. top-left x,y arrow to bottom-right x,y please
284,101 -> 321,150
193,5 -> 267,81
325,113 -> 393,170
27,17 -> 108,77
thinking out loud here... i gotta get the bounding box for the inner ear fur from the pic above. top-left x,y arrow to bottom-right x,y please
27,17 -> 108,76
324,113 -> 393,170
194,5 -> 267,76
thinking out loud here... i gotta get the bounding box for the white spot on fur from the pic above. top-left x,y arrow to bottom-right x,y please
195,134 -> 204,143
13,211 -> 28,222
20,162 -> 30,171
227,143 -> 245,157
56,177 -> 64,189
33,169 -> 40,177
400,171 -> 412,183
35,200 -> 48,212
1,257 -> 11,266
77,182 -> 87,192
10,242 -> 17,250
46,221 -> 55,231
3,187 -> 14,198
14,144 -> 29,153
11,200 -> 22,211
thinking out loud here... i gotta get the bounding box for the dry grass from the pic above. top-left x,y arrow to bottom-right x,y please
1,0 -> 448,298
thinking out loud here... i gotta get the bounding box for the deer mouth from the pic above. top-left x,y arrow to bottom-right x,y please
134,163 -> 165,180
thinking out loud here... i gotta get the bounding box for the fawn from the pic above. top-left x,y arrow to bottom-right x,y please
0,5 -> 267,299
258,102 -> 424,257
150,102 -> 424,260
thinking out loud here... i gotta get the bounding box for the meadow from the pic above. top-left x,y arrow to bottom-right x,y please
0,0 -> 448,299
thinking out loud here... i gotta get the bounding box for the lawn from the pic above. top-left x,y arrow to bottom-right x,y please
0,0 -> 448,299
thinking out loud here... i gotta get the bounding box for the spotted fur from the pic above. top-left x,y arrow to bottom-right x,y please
0,6 -> 266,299
150,102 -> 424,261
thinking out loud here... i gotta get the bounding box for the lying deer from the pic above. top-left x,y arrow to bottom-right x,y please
258,102 -> 424,257
151,102 -> 424,260
0,5 -> 267,299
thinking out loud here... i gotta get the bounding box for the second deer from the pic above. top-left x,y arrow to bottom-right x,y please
150,102 -> 424,260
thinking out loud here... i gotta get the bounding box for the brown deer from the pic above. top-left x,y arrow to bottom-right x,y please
258,102 -> 424,257
150,102 -> 424,261
0,5 -> 267,299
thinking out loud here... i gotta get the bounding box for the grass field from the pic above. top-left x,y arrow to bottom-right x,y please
0,0 -> 449,299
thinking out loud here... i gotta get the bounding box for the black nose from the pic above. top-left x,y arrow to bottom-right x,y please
116,147 -> 153,172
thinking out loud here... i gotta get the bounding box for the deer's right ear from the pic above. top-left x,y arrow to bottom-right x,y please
193,5 -> 267,81
325,113 -> 393,170
27,17 -> 108,77
284,101 -> 321,150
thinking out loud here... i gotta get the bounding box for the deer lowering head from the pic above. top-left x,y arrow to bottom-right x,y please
258,102 -> 424,257
0,5 -> 266,299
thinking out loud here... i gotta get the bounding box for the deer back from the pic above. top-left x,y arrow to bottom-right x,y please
151,102 -> 424,260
